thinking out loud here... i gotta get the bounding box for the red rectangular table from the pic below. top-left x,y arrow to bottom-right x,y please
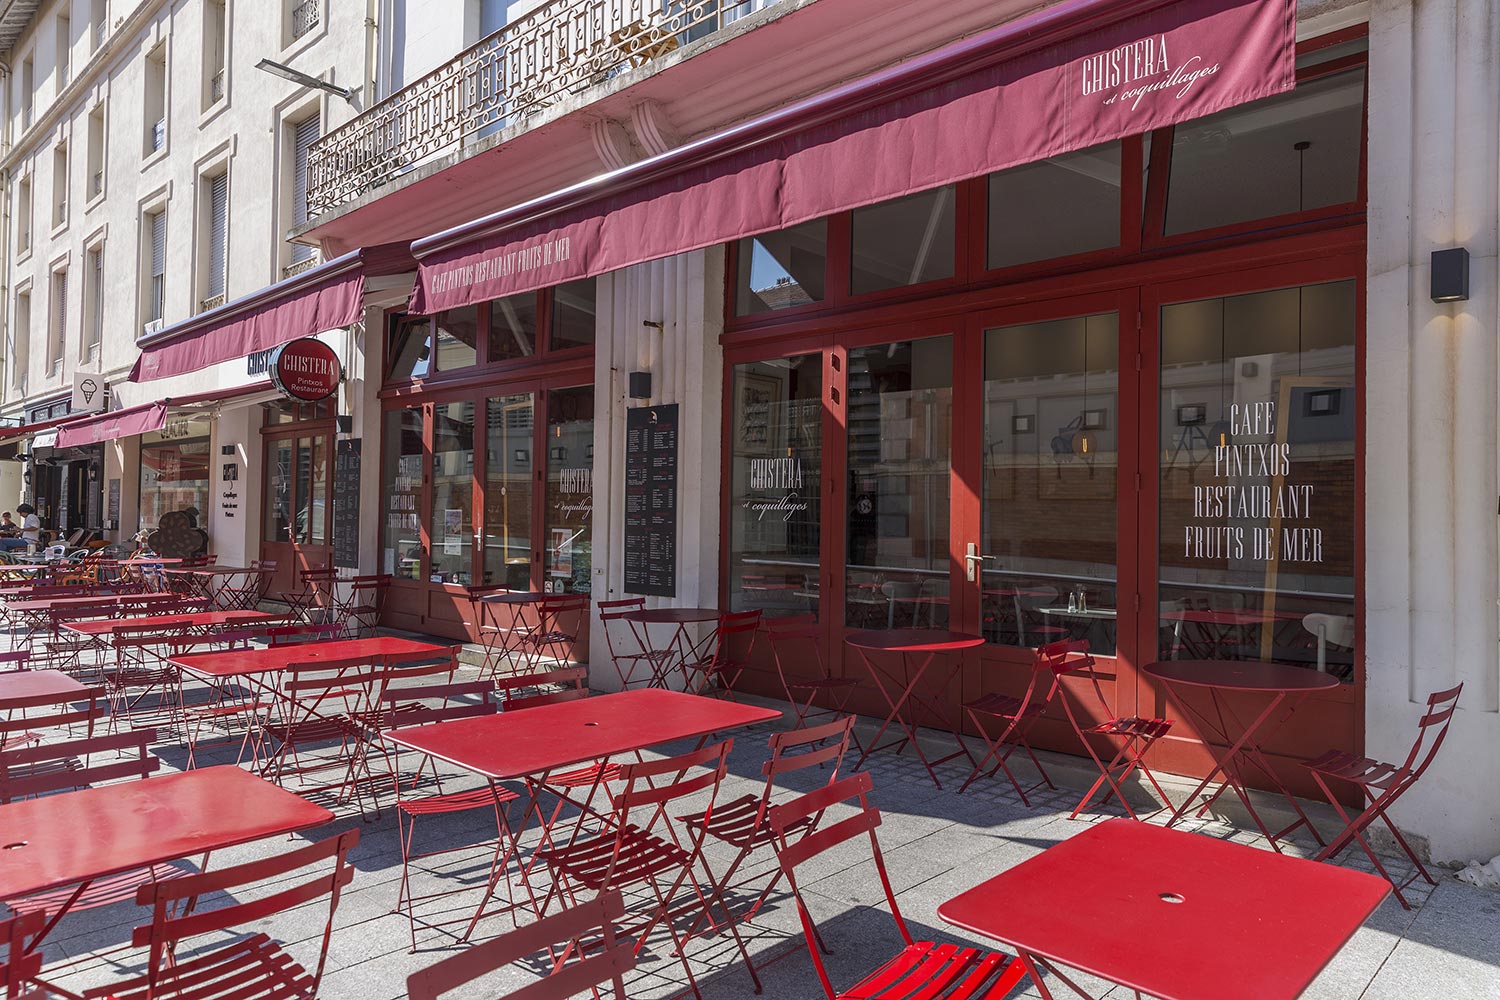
168,636 -> 454,679
0,765 -> 333,974
937,818 -> 1390,1000
0,669 -> 88,712
62,609 -> 277,637
6,593 -> 172,615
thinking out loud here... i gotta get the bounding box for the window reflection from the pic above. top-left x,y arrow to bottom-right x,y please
388,317 -> 430,380
846,337 -> 951,628
485,393 -> 533,589
735,220 -> 827,315
989,144 -> 1121,269
551,279 -> 597,350
430,401 -> 475,586
381,407 -> 423,580
850,187 -> 956,295
729,355 -> 822,617
489,293 -> 538,362
1158,280 -> 1356,678
982,314 -> 1119,653
434,306 -> 479,371
544,387 -> 593,594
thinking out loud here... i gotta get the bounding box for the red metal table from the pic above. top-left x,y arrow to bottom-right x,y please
0,765 -> 333,979
61,609 -> 277,637
847,629 -> 983,789
384,688 -> 780,932
0,669 -> 88,711
472,591 -> 547,678
938,818 -> 1389,1000
160,565 -> 271,610
618,607 -> 721,689
168,636 -> 453,680
6,592 -> 172,616
1144,659 -> 1338,849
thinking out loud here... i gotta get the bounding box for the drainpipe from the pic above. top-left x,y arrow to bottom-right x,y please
0,58 -> 11,411
364,0 -> 379,105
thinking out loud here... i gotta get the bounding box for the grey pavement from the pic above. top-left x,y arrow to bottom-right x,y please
8,646 -> 1500,1000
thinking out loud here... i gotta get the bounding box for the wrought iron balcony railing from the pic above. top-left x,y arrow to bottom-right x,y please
306,0 -> 770,216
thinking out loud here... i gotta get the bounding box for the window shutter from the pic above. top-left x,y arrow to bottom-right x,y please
290,115 -> 320,262
208,174 -> 228,297
89,247 -> 103,346
55,271 -> 66,337
151,211 -> 166,277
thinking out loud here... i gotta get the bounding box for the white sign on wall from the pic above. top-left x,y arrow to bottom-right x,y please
71,372 -> 105,413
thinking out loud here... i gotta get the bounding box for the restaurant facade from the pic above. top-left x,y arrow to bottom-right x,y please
98,0 -> 1499,863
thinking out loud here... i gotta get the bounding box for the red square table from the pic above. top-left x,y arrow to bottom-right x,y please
938,818 -> 1389,1000
383,688 -> 781,935
159,565 -> 272,610
0,669 -> 88,712
0,765 -> 333,980
61,609 -> 277,638
168,636 -> 454,680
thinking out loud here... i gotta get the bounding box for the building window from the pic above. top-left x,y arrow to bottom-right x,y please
735,220 -> 827,316
988,143 -> 1122,270
483,394 -> 533,588
850,186 -> 957,296
549,278 -> 597,351
387,316 -> 431,381
381,407 -> 423,579
144,43 -> 166,156
55,13 -> 70,89
12,291 -> 31,391
82,245 -> 103,361
488,292 -> 537,363
288,0 -> 320,44
199,171 -> 229,311
86,106 -> 105,200
1163,68 -> 1365,236
140,428 -> 211,537
15,177 -> 32,255
92,0 -> 108,50
142,208 -> 166,332
48,268 -> 68,377
544,386 -> 594,593
51,142 -> 68,229
286,113 -> 320,274
434,307 -> 478,371
203,0 -> 227,109
20,56 -> 33,131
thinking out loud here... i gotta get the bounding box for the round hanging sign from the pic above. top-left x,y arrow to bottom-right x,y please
269,338 -> 342,402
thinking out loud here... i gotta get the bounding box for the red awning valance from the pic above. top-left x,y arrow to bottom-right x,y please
56,403 -> 168,449
129,242 -> 416,383
410,0 -> 1295,313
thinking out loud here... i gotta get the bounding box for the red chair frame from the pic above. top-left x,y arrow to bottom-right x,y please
1054,647 -> 1173,820
596,597 -> 668,690
685,610 -> 761,698
2,910 -> 45,1000
957,639 -> 1081,801
766,615 -> 861,738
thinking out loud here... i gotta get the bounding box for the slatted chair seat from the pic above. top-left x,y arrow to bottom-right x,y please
682,792 -> 812,851
85,932 -> 315,1000
398,784 -> 521,817
548,761 -> 621,789
1089,715 -> 1173,740
539,824 -> 692,891
1305,749 -> 1400,789
6,864 -> 187,916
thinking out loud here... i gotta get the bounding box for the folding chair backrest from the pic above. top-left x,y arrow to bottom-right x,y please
766,615 -> 825,684
0,687 -> 103,742
764,715 -> 856,782
131,829 -> 359,998
711,610 -> 761,664
498,666 -> 589,711
596,597 -> 645,623
406,890 -> 631,1000
383,679 -> 497,727
284,656 -> 386,703
536,595 -> 588,639
769,771 -> 906,998
270,623 -> 346,646
2,910 -> 45,998
0,728 -> 159,802
0,650 -> 29,672
1027,638 -> 1086,706
1392,684 -> 1463,788
613,739 -> 732,824
1045,640 -> 1113,730
350,575 -> 392,601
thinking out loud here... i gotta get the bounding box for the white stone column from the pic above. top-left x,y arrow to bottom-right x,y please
1366,0 -> 1500,861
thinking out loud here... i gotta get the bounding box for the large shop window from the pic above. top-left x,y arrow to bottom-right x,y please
1158,279 -> 1356,678
550,279 -> 597,352
735,220 -> 828,316
484,393 -> 534,589
982,313 -> 1119,653
140,431 -> 211,535
728,354 -> 822,617
489,293 -> 538,363
434,306 -> 479,371
382,407 -> 424,580
430,401 -> 476,586
846,337 -> 952,628
544,386 -> 594,593
988,144 -> 1122,269
850,187 -> 956,295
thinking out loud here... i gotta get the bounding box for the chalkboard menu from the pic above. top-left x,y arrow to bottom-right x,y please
333,438 -> 362,569
623,404 -> 678,597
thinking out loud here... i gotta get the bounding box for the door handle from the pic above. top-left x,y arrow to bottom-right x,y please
964,542 -> 996,582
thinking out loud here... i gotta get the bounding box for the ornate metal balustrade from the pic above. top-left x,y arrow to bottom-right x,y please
306,0 -> 771,216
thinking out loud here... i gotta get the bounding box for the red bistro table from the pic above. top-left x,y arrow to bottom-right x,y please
618,607 -> 721,689
6,592 -> 174,616
62,609 -> 277,637
384,688 -> 780,932
1144,659 -> 1338,849
472,591 -> 547,678
160,565 -> 271,610
939,818 -> 1389,1000
847,629 -> 983,789
168,636 -> 454,680
0,765 -> 333,973
0,669 -> 88,712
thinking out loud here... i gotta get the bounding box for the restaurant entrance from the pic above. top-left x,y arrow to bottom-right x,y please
722,27 -> 1367,788
259,399 -> 336,596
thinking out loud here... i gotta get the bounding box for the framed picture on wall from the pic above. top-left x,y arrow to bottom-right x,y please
734,372 -> 783,455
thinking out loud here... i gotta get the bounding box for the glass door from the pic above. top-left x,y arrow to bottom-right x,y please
481,392 -> 535,590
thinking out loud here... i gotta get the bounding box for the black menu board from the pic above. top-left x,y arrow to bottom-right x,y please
332,438 -> 362,569
623,404 -> 678,597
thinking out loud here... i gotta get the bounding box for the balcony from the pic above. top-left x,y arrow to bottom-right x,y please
306,0 -> 770,217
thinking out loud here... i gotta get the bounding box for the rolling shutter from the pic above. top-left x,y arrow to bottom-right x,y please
208,174 -> 228,297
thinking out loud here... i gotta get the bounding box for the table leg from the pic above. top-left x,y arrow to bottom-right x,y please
852,650 -> 962,788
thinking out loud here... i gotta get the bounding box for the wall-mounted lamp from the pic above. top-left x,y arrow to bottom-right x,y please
628,371 -> 652,399
87,461 -> 100,482
1431,247 -> 1470,302
254,59 -> 356,103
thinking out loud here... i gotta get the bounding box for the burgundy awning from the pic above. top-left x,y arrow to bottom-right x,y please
130,242 -> 416,383
410,0 -> 1295,313
55,381 -> 275,449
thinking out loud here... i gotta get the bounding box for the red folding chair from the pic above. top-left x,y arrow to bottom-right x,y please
0,685 -> 103,754
336,574 -> 392,637
766,615 -> 860,736
1300,683 -> 1462,908
770,772 -> 1029,1000
684,609 -> 761,698
81,830 -> 359,1000
1054,646 -> 1172,820
268,622 -> 347,646
280,565 -> 339,622
957,639 -> 1080,801
596,597 -> 669,690
379,679 -> 521,948
680,715 -> 856,945
523,594 -> 589,668
407,890 -> 633,1000
264,656 -> 386,817
535,740 -> 761,999
3,910 -> 45,1000
0,650 -> 29,672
